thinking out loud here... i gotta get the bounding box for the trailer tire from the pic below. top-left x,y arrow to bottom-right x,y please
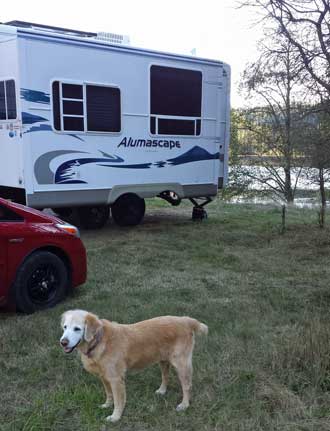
14,251 -> 68,314
111,193 -> 145,226
78,205 -> 110,229
52,207 -> 73,218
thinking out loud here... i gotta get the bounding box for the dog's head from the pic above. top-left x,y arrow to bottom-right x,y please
60,310 -> 102,354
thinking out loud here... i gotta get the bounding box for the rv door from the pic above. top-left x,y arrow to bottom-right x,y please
0,79 -> 23,189
216,67 -> 230,189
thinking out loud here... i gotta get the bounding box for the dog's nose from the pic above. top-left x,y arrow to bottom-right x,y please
60,338 -> 69,347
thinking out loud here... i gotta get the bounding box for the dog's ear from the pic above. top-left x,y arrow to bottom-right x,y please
84,313 -> 102,342
61,311 -> 68,328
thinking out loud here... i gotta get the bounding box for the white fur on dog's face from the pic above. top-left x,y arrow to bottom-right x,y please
60,310 -> 88,353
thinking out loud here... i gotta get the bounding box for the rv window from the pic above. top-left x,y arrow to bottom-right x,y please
6,80 -> 17,120
150,65 -> 202,136
62,83 -> 83,100
52,81 -> 61,130
63,100 -> 84,116
52,81 -> 121,133
63,117 -> 84,131
86,85 -> 121,132
158,118 -> 195,135
0,82 -> 5,120
0,79 -> 17,121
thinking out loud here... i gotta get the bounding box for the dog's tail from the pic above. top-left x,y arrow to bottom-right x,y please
187,318 -> 208,336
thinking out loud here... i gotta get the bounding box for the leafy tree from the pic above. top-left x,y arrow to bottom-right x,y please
239,0 -> 330,99
238,0 -> 330,211
239,34 -> 308,202
222,109 -> 254,199
303,107 -> 330,225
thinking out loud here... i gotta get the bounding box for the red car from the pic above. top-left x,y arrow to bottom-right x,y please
0,198 -> 87,313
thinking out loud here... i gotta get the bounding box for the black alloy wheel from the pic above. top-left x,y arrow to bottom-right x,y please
27,263 -> 59,305
14,251 -> 69,313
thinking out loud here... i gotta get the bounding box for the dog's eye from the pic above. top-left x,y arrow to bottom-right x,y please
74,327 -> 81,332
63,325 -> 67,330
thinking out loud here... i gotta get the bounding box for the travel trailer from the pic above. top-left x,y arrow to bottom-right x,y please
0,21 -> 230,228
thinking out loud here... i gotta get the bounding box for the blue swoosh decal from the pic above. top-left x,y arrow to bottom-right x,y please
23,123 -> 85,142
21,89 -> 50,104
24,124 -> 53,133
98,163 -> 152,169
167,146 -> 219,166
22,112 -> 48,124
43,146 -> 220,185
55,155 -> 124,183
57,179 -> 87,184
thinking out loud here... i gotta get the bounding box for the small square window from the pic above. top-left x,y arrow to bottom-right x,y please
63,117 -> 84,131
63,100 -> 84,116
62,84 -> 83,99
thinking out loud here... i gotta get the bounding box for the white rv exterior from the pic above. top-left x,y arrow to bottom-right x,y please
0,21 -> 230,227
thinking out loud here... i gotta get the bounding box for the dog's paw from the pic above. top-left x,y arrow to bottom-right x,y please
155,387 -> 167,395
100,401 -> 112,409
176,402 -> 189,412
105,414 -> 121,423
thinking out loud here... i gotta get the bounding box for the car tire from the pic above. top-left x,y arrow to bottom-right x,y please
14,251 -> 69,313
111,193 -> 145,226
78,205 -> 110,229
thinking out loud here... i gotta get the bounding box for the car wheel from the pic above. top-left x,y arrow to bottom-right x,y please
78,205 -> 110,229
14,251 -> 69,313
111,193 -> 145,226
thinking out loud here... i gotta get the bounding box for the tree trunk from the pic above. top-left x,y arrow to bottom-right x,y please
284,167 -> 294,203
319,167 -> 326,208
319,167 -> 326,228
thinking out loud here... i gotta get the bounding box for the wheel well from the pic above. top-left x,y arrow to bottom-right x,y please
111,192 -> 140,203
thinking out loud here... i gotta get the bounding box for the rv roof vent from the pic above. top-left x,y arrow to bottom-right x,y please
95,32 -> 130,45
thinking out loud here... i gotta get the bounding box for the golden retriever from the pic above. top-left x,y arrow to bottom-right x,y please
60,309 -> 208,422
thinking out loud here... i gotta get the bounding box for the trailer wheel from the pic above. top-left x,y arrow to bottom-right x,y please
52,207 -> 73,218
14,251 -> 68,314
111,193 -> 145,226
78,205 -> 110,229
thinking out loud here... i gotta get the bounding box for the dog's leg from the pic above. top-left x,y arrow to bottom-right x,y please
105,375 -> 126,423
100,378 -> 113,408
155,361 -> 170,395
173,359 -> 193,412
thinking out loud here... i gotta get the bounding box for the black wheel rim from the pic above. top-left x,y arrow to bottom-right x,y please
127,202 -> 140,218
123,198 -> 144,222
27,264 -> 59,305
92,207 -> 106,224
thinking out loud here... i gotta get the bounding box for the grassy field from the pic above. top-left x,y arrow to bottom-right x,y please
1,199 -> 330,431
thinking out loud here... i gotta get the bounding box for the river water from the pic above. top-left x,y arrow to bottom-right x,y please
228,166 -> 330,208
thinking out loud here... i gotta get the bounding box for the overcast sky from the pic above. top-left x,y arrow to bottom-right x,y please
1,0 -> 263,107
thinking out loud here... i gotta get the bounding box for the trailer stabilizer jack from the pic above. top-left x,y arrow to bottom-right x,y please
189,197 -> 212,221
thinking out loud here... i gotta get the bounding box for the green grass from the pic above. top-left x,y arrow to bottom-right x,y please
1,199 -> 330,430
